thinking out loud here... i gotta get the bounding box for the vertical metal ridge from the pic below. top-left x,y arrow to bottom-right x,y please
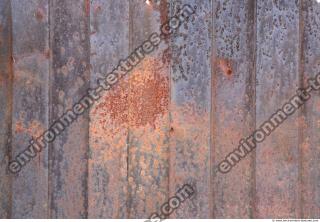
210,0 -> 216,218
251,0 -> 258,218
126,1 -> 132,218
48,0 -> 52,218
297,0 -> 305,218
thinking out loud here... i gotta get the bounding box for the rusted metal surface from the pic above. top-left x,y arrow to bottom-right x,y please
0,0 -> 12,218
169,0 -> 212,218
301,0 -> 320,218
128,0 -> 170,218
212,0 -> 255,218
11,0 -> 49,218
89,0 -> 129,218
0,0 -> 320,219
255,0 -> 300,218
50,0 -> 90,218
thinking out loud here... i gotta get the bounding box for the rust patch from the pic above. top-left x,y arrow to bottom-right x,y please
151,0 -> 169,42
14,121 -> 24,134
44,49 -> 51,59
14,120 -> 45,138
128,63 -> 169,128
35,8 -> 45,22
94,4 -> 102,14
158,0 -> 168,26
94,83 -> 128,128
93,58 -> 169,128
217,58 -> 233,77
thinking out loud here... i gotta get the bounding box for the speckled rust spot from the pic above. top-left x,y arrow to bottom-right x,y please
94,58 -> 169,128
94,82 -> 128,128
217,58 -> 233,77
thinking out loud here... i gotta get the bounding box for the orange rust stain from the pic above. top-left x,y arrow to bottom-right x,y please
93,58 -> 169,128
217,58 -> 233,77
128,61 -> 169,128
94,83 -> 128,127
15,121 -> 24,134
14,120 -> 45,138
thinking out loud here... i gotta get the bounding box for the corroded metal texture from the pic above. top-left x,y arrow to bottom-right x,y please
255,0 -> 301,218
11,0 -> 49,218
50,0 -> 90,218
89,0 -> 129,218
0,0 -> 12,218
212,0 -> 255,218
0,0 -> 320,219
169,0 -> 212,218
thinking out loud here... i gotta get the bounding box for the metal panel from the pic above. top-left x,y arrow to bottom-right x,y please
0,0 -> 319,219
212,0 -> 255,218
301,0 -> 320,218
0,0 -> 12,218
169,0 -> 212,218
88,0 -> 129,218
49,0 -> 89,218
11,0 -> 49,218
127,0 -> 170,218
256,0 -> 301,218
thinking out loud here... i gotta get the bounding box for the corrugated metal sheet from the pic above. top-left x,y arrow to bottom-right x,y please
0,0 -> 319,219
